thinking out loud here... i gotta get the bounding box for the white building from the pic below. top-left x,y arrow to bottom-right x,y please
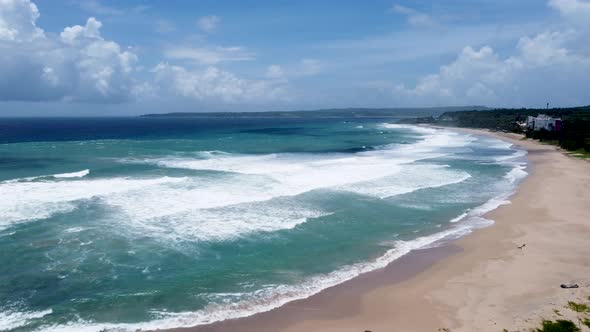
526,114 -> 562,131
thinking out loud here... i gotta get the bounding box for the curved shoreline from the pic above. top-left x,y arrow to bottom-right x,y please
160,128 -> 590,332
154,128 -> 526,332
100,126 -> 519,332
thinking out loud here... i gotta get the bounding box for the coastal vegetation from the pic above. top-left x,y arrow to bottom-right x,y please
400,105 -> 590,155
567,301 -> 589,313
527,297 -> 590,331
442,296 -> 590,331
535,319 -> 580,332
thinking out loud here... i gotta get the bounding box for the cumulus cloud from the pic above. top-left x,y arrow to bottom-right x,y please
150,63 -> 289,103
0,0 -> 138,102
0,0 -> 281,106
385,0 -> 590,107
60,17 -> 103,44
0,0 -> 44,41
393,29 -> 590,106
197,15 -> 220,32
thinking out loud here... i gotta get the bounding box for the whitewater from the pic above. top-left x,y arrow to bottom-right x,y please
0,118 -> 527,332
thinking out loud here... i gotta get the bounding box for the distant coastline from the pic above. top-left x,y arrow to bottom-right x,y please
399,105 -> 590,159
140,106 -> 489,118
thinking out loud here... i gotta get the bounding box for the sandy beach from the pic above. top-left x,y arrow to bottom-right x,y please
167,128 -> 590,332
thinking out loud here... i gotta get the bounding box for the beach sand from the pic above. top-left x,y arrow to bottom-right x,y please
166,129 -> 590,332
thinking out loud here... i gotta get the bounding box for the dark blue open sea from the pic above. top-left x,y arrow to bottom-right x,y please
0,117 -> 527,331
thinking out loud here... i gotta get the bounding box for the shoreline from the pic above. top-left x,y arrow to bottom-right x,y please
163,128 -> 590,332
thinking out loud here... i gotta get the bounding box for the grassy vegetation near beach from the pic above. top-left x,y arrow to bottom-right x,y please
492,297 -> 589,331
436,289 -> 590,330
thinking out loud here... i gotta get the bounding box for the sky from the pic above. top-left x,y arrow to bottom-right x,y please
0,0 -> 589,116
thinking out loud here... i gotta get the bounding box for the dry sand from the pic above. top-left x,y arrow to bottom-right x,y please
167,129 -> 590,332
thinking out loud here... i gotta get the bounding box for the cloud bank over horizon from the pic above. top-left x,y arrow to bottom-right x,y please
0,0 -> 589,114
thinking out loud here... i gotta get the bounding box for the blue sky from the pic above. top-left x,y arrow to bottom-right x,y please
0,0 -> 589,115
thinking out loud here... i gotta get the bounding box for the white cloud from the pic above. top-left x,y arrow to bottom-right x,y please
392,29 -> 590,106
317,20 -> 546,71
197,15 -> 219,32
0,0 -> 44,41
377,0 -> 590,107
0,0 -> 138,102
547,0 -> 590,51
549,0 -> 590,26
392,4 -> 436,28
164,45 -> 255,65
263,59 -> 322,80
0,0 -> 291,107
60,17 -> 102,44
517,31 -> 573,66
5,0 -> 586,110
394,46 -> 502,102
150,63 -> 289,103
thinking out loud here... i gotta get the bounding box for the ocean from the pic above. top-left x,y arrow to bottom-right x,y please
0,117 -> 527,332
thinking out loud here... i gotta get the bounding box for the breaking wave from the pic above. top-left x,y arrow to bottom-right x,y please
0,123 -> 529,332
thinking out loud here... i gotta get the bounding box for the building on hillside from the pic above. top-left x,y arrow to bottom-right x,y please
526,114 -> 563,131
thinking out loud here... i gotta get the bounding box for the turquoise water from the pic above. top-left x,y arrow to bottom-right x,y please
0,118 -> 527,331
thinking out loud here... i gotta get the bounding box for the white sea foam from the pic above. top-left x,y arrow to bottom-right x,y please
143,126 -> 475,203
32,186 -> 516,332
53,169 -> 90,178
3,169 -> 91,183
113,198 -> 330,242
340,164 -> 470,198
105,127 -> 476,241
94,165 -> 469,242
504,164 -> 528,184
157,153 -> 406,189
450,212 -> 468,223
0,176 -> 186,230
379,124 -> 476,159
380,123 -> 438,135
32,221 -> 480,332
89,165 -> 469,242
449,164 -> 527,226
63,227 -> 87,234
469,136 -> 514,150
0,125 -> 480,243
494,149 -> 527,162
0,308 -> 52,331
